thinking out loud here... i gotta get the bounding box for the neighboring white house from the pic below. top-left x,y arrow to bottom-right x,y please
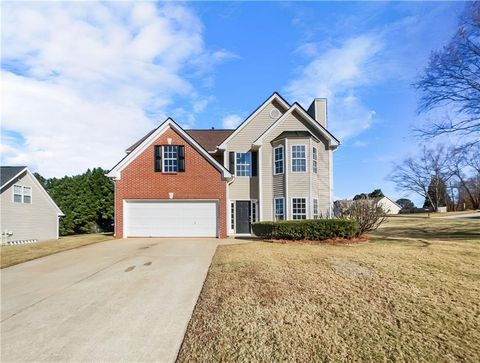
375,196 -> 402,215
0,166 -> 63,244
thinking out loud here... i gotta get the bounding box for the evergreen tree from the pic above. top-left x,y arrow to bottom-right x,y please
423,175 -> 452,211
35,168 -> 114,235
368,189 -> 385,198
396,198 -> 415,212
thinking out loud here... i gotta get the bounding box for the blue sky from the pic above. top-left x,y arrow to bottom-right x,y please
1,1 -> 466,205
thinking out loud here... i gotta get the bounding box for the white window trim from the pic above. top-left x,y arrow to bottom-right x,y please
291,144 -> 307,173
313,198 -> 319,219
291,197 -> 307,220
274,197 -> 285,221
273,145 -> 284,175
162,145 -> 179,173
23,186 -> 32,204
13,184 -> 32,204
312,146 -> 318,174
235,152 -> 252,177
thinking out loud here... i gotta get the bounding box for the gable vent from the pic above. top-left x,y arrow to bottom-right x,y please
269,108 -> 281,119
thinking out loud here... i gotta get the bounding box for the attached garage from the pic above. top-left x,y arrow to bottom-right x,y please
124,200 -> 218,238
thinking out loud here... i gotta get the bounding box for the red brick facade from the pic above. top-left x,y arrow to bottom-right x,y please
114,127 -> 227,238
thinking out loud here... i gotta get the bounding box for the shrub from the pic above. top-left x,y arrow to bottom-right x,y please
334,199 -> 387,234
251,219 -> 360,241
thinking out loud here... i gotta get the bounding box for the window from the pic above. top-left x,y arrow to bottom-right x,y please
23,187 -> 32,204
163,145 -> 178,173
274,198 -> 284,220
292,198 -> 307,219
236,152 -> 251,176
313,198 -> 319,219
13,185 -> 23,203
13,185 -> 31,204
312,147 -> 318,174
251,201 -> 257,222
291,145 -> 306,172
230,202 -> 235,230
274,145 -> 284,175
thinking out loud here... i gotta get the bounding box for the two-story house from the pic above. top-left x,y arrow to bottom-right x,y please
0,166 -> 63,244
107,92 -> 339,238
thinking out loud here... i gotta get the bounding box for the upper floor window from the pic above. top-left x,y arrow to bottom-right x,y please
292,198 -> 306,219
312,147 -> 318,174
154,145 -> 185,173
163,145 -> 178,173
236,152 -> 251,176
291,145 -> 306,173
13,185 -> 32,204
274,145 -> 284,175
275,198 -> 284,220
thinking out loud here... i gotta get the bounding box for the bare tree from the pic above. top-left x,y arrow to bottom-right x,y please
390,146 -> 452,211
414,2 -> 480,139
446,144 -> 480,209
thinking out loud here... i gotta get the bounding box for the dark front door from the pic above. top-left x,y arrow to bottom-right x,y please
236,201 -> 251,234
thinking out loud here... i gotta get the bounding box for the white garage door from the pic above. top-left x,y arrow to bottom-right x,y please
125,201 -> 217,237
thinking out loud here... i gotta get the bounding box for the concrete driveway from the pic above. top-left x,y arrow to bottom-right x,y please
1,237 -> 234,362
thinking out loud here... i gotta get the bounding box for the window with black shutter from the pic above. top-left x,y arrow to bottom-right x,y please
229,152 -> 235,174
178,145 -> 185,172
154,145 -> 162,172
251,151 -> 258,176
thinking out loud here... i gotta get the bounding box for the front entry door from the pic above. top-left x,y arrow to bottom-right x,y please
235,201 -> 251,234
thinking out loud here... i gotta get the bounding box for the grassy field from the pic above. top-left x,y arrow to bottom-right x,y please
0,233 -> 114,268
178,218 -> 480,362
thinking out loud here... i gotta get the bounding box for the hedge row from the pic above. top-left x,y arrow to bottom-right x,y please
251,219 -> 360,241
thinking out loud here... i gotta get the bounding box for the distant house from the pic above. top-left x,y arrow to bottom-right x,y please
374,196 -> 401,215
0,166 -> 63,244
334,196 -> 402,216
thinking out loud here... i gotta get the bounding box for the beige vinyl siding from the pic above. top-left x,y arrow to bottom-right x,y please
312,139 -> 331,216
260,110 -> 331,220
0,172 -> 59,242
227,99 -> 287,200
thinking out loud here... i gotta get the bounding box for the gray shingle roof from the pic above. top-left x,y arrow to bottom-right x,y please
1,166 -> 27,188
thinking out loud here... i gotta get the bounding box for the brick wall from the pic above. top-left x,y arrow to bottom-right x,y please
115,127 -> 227,238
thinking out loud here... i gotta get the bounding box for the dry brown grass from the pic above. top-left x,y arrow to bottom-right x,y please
0,233 -> 114,268
178,218 -> 480,362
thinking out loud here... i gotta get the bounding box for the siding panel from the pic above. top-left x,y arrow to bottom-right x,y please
0,172 -> 59,242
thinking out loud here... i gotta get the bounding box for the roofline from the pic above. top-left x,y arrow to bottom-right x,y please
218,92 -> 291,150
107,118 -> 233,180
253,103 -> 340,149
0,166 -> 27,189
293,102 -> 340,144
380,196 -> 402,208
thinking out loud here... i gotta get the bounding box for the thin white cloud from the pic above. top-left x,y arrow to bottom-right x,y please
285,35 -> 382,141
1,2 -> 231,177
222,114 -> 243,129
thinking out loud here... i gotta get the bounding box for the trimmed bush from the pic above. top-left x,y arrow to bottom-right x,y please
251,219 -> 360,241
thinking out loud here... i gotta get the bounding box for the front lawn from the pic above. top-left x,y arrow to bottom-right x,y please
177,218 -> 480,362
0,233 -> 114,268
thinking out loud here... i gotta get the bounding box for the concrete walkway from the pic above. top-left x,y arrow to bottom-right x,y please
1,237 -> 246,362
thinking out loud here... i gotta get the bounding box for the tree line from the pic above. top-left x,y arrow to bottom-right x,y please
35,168 -> 114,235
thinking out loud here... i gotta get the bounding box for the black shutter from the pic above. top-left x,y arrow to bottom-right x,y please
178,145 -> 185,172
154,145 -> 162,172
229,152 -> 235,174
251,151 -> 258,176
